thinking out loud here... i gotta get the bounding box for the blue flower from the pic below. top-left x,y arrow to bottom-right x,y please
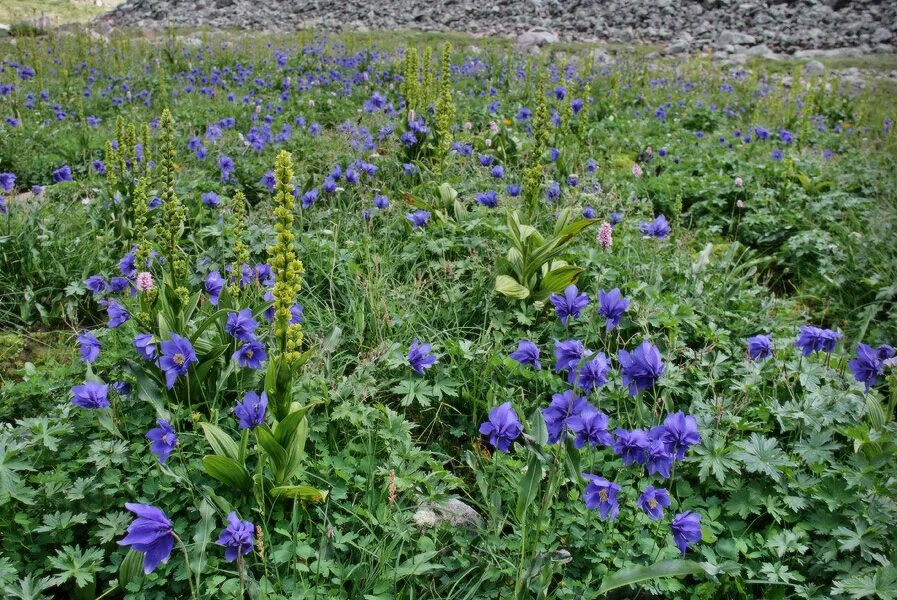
671,512 -> 702,555
479,402 -> 522,453
746,334 -> 772,360
569,353 -> 610,393
581,474 -> 621,521
373,194 -> 390,209
233,340 -> 267,369
543,389 -> 591,444
233,391 -> 267,429
85,276 -> 108,295
71,381 -> 110,409
566,408 -> 613,449
260,171 -> 276,192
509,340 -> 541,370
118,504 -> 174,574
406,210 -> 431,228
408,339 -> 437,375
637,485 -> 671,520
159,334 -> 197,389
640,214 -> 671,238
597,288 -> 629,331
78,331 -> 101,363
506,184 -> 521,197
52,165 -> 72,183
476,190 -> 499,208
226,309 -> 258,342
794,325 -> 842,356
644,439 -> 675,478
613,428 -> 650,465
550,284 -> 590,325
657,412 -> 700,460
133,334 -> 155,360
554,339 -> 591,373
216,512 -> 255,562
491,165 -> 504,179
301,188 -> 319,209
105,300 -> 130,328
146,419 -> 177,464
205,271 -> 224,306
849,343 -> 886,392
202,192 -> 221,207
618,339 -> 665,396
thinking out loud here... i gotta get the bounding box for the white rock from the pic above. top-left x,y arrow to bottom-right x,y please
516,28 -> 559,47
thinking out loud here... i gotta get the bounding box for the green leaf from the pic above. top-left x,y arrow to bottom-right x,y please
270,485 -> 328,502
256,426 -> 288,483
495,275 -> 530,299
597,560 -> 716,595
537,264 -> 584,296
199,423 -> 239,461
189,499 -> 216,577
393,551 -> 446,579
118,549 -> 144,590
201,455 -> 252,493
515,453 -> 542,523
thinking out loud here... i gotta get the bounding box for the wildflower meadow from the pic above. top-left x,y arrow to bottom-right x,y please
0,28 -> 896,599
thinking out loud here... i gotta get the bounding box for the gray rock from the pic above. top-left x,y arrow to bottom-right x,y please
666,39 -> 691,54
718,29 -> 757,47
871,27 -> 893,44
516,28 -> 559,47
413,499 -> 482,529
803,60 -> 826,77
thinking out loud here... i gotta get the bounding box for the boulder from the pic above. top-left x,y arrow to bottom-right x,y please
516,28 -> 559,47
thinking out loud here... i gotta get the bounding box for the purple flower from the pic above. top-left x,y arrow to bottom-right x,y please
52,165 -> 72,183
581,474 -> 621,521
216,512 -> 254,562
613,428 -> 650,465
233,340 -> 267,369
408,339 -> 437,375
71,381 -> 110,409
566,408 -> 613,449
618,340 -> 665,396
491,165 -> 504,179
637,485 -> 671,520
550,284 -> 590,325
105,300 -> 130,328
506,184 -> 521,197
119,253 -> 136,277
644,439 -> 675,478
260,171 -> 276,192
476,190 -> 499,208
771,148 -> 783,161
545,181 -> 560,202
406,210 -> 431,228
133,333 -> 156,360
159,334 -> 197,389
794,325 -> 842,356
479,402 -> 523,452
202,192 -> 221,207
597,288 -> 629,331
118,504 -> 175,574
226,309 -> 258,342
543,389 -> 591,444
747,334 -> 772,360
658,412 -> 700,460
85,275 -> 108,295
301,188 -> 319,209
373,194 -> 390,209
640,214 -> 671,239
203,272 -> 224,306
509,340 -> 540,370
78,331 -> 101,363
671,512 -> 702,555
218,155 -> 235,181
146,419 -> 177,464
233,391 -> 267,429
849,343 -> 885,392
554,339 -> 591,373
290,304 -> 304,324
0,172 -> 15,193
609,212 -> 623,226
570,353 -> 610,393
